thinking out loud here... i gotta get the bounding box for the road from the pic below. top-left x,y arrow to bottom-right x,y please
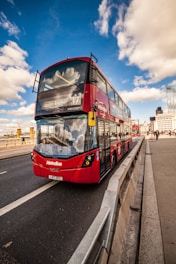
0,154 -> 109,264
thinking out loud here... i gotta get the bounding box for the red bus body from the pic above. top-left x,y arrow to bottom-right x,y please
32,56 -> 132,184
132,124 -> 140,137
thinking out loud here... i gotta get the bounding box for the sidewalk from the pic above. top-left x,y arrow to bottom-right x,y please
145,134 -> 176,140
139,138 -> 176,264
0,144 -> 34,160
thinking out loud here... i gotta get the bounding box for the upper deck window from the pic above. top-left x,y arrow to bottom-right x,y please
107,83 -> 115,102
96,72 -> 107,94
36,60 -> 89,116
38,60 -> 89,93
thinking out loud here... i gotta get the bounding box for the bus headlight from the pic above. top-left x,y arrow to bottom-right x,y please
31,152 -> 34,161
82,154 -> 94,167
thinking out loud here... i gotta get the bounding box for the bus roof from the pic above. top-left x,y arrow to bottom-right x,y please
40,57 -> 95,75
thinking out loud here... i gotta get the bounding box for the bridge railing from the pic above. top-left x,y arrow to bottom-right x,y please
0,138 -> 34,149
68,136 -> 145,264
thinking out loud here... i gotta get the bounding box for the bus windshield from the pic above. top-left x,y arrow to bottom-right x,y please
35,114 -> 97,158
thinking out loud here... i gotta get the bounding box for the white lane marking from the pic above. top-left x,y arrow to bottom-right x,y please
0,171 -> 7,175
0,181 -> 58,217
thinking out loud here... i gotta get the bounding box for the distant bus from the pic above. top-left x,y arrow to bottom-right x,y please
132,124 -> 140,137
31,55 -> 132,184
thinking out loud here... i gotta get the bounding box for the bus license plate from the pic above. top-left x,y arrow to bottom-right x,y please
49,175 -> 63,181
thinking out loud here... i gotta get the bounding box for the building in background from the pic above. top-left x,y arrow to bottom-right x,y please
154,112 -> 176,132
156,106 -> 163,115
139,121 -> 149,135
167,86 -> 176,113
149,86 -> 176,133
16,127 -> 35,139
30,127 -> 35,139
16,128 -> 22,138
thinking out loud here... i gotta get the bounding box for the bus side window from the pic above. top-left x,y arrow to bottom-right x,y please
119,97 -> 123,109
104,121 -> 110,148
110,122 -> 117,141
96,72 -> 107,94
89,64 -> 97,83
114,93 -> 119,105
117,125 -> 121,140
107,83 -> 115,102
98,120 -> 104,150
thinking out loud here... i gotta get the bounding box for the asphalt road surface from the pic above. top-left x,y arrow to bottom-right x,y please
0,154 -> 109,264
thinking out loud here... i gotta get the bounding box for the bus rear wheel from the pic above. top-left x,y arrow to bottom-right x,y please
111,153 -> 116,170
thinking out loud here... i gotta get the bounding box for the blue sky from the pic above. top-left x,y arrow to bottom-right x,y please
0,0 -> 176,135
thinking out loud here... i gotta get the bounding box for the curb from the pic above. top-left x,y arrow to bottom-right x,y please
138,140 -> 164,263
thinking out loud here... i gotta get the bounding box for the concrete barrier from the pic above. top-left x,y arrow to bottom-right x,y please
108,137 -> 145,264
68,137 -> 145,264
0,138 -> 35,149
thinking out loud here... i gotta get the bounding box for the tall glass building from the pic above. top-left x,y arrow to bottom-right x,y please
167,86 -> 176,113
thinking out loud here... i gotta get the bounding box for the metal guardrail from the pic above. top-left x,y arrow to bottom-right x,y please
67,207 -> 111,264
68,137 -> 144,264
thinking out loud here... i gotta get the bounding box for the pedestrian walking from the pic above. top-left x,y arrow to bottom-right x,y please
155,130 -> 159,140
21,137 -> 26,144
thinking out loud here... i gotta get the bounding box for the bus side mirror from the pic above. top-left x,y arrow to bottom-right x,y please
88,111 -> 96,126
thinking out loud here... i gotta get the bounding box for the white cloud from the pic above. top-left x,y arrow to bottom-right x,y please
0,100 -> 8,106
0,41 -> 36,135
119,87 -> 166,104
113,0 -> 176,83
133,76 -> 152,87
0,40 -> 29,69
0,118 -> 35,136
94,0 -> 112,36
95,0 -> 176,84
168,80 -> 176,87
0,41 -> 35,105
112,4 -> 126,34
0,118 -> 9,123
5,103 -> 35,117
20,100 -> 27,106
0,12 -> 20,38
7,0 -> 15,6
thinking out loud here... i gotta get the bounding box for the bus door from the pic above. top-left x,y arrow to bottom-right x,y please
98,120 -> 111,177
120,123 -> 126,155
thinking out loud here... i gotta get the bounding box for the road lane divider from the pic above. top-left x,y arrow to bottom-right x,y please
0,171 -> 7,175
0,181 -> 58,217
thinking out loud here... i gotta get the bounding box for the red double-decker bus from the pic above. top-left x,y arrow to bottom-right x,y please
132,124 -> 140,137
31,55 -> 132,184
132,120 -> 140,137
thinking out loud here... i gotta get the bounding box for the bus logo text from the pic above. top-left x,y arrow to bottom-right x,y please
46,161 -> 62,166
